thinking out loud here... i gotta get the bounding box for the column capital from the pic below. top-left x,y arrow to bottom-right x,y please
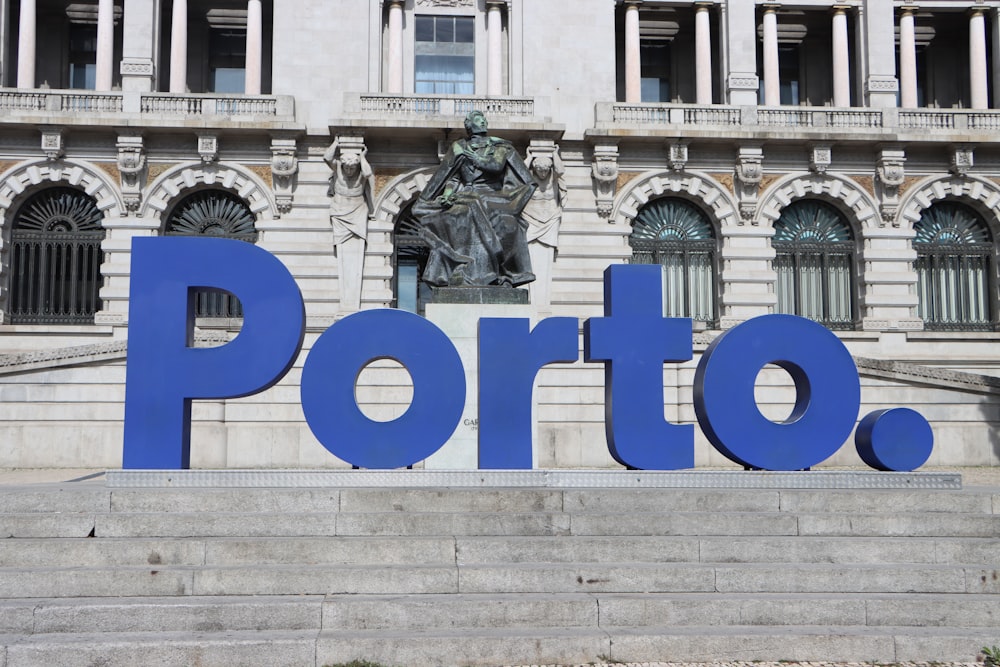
762,4 -> 782,13
383,0 -> 404,8
622,0 -> 642,7
694,2 -> 715,9
486,0 -> 508,7
831,4 -> 852,14
899,5 -> 919,14
969,6 -> 987,18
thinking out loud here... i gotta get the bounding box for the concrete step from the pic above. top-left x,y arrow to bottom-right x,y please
2,630 -> 318,667
322,591 -> 1000,631
0,596 -> 323,634
1,561 -> 992,598
8,592 -> 997,637
8,508 -> 994,539
3,534 -> 996,569
313,625 -> 994,666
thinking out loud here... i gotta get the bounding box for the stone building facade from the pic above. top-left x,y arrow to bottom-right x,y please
0,0 -> 999,469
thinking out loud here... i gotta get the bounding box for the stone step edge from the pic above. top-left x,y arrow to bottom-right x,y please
105,469 -> 963,490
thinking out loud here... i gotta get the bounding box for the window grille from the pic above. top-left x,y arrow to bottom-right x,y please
164,190 -> 257,318
773,200 -> 855,329
629,198 -> 717,324
393,203 -> 431,315
914,201 -> 994,331
8,187 -> 106,324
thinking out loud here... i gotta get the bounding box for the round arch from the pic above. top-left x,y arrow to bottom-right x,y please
141,162 -> 276,222
612,170 -> 739,229
371,167 -> 437,235
898,174 -> 1000,237
756,172 -> 878,232
0,159 -> 124,223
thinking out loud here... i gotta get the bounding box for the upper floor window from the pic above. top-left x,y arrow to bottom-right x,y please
641,40 -> 671,102
773,200 -> 855,329
69,23 -> 98,89
209,26 -> 248,93
164,190 -> 257,318
414,15 -> 475,94
914,201 -> 993,330
7,187 -> 105,324
629,197 -> 717,324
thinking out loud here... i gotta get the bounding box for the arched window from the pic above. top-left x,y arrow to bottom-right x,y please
393,202 -> 431,315
164,189 -> 257,318
773,199 -> 855,329
629,197 -> 717,324
914,201 -> 993,330
7,187 -> 105,324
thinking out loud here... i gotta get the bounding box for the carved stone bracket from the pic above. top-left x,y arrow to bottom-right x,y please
810,145 -> 832,174
41,128 -> 65,161
270,136 -> 298,216
875,147 -> 906,227
950,145 -> 974,177
735,145 -> 763,224
667,141 -> 688,172
591,142 -> 619,220
197,133 -> 219,164
116,134 -> 146,215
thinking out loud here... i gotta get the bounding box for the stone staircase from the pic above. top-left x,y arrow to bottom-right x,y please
0,477 -> 997,666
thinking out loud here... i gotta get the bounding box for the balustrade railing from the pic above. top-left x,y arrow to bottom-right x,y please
357,94 -> 535,117
600,102 -> 1000,134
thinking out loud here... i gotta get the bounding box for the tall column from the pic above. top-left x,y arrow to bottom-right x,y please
899,6 -> 917,107
95,0 -> 114,90
487,1 -> 503,95
245,0 -> 262,94
831,6 -> 850,107
387,0 -> 403,93
16,0 -> 35,88
695,2 -> 713,104
624,0 -> 641,103
762,5 -> 780,105
169,0 -> 188,93
970,8 -> 988,109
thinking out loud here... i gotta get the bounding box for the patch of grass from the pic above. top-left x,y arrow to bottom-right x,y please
983,644 -> 1000,667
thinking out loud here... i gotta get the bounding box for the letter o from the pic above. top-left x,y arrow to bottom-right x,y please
693,314 -> 861,471
300,309 -> 465,469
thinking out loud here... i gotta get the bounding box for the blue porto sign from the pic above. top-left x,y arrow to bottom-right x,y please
122,237 -> 933,473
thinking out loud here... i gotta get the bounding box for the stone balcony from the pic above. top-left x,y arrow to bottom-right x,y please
0,88 -> 298,130
333,93 -> 564,141
591,102 -> 1000,144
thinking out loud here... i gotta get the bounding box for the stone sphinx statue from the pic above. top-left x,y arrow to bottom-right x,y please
413,110 -> 536,288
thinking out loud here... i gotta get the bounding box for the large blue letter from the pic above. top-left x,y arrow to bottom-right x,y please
300,309 -> 465,469
478,317 -> 578,469
584,264 -> 694,470
693,314 -> 861,471
123,237 -> 305,469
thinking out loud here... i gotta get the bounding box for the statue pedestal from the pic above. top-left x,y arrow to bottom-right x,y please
424,300 -> 533,469
429,286 -> 529,305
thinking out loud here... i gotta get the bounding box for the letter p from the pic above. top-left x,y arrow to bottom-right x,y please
123,237 -> 304,469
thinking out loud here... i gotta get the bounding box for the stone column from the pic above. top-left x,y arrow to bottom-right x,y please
832,5 -> 850,107
970,8 -> 988,109
899,6 -> 918,107
245,0 -> 263,94
387,0 -> 404,93
169,0 -> 188,93
95,0 -> 114,90
695,2 -> 713,104
762,5 -> 780,105
624,0 -> 641,103
16,0 -> 35,88
487,1 -> 503,95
